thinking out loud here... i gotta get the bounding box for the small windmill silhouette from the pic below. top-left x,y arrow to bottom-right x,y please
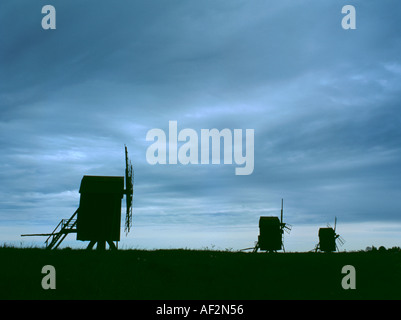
315,217 -> 345,252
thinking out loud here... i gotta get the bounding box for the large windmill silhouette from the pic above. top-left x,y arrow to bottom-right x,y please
22,145 -> 134,250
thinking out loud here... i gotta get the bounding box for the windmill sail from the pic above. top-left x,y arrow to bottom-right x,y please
280,199 -> 292,234
124,145 -> 134,235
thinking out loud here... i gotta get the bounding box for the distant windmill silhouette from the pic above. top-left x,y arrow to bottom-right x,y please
253,199 -> 291,253
21,145 -> 134,250
315,217 -> 345,252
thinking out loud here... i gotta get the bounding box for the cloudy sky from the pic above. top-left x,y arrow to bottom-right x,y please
1,0 -> 400,251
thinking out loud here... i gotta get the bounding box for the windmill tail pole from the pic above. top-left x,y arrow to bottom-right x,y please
21,233 -> 54,237
125,145 -> 129,176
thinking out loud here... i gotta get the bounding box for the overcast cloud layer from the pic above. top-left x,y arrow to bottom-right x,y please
1,1 -> 400,251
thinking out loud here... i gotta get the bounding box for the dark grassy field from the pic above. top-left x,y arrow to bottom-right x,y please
0,247 -> 400,300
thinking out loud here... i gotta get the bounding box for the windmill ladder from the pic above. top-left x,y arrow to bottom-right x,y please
45,209 -> 78,250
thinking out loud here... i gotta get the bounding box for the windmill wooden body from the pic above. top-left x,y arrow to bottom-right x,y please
77,175 -> 124,250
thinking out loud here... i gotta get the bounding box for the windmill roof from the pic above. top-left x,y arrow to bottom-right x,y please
79,175 -> 124,194
259,216 -> 281,227
318,227 -> 335,236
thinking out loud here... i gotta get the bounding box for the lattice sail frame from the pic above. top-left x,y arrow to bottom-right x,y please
124,145 -> 134,235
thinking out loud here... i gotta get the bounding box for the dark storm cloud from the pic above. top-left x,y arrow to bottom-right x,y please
1,0 -> 401,249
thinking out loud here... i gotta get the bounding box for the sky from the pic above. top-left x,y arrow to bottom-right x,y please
1,0 -> 401,252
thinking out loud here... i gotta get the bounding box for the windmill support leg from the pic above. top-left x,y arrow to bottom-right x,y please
97,241 -> 106,251
107,240 -> 117,251
86,240 -> 116,251
87,241 -> 96,250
